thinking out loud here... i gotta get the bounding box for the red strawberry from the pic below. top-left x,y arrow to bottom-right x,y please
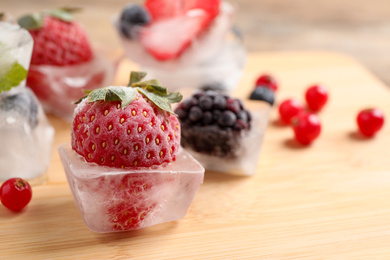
71,72 -> 183,230
19,9 -> 93,66
71,72 -> 182,168
140,0 -> 220,60
105,173 -> 172,230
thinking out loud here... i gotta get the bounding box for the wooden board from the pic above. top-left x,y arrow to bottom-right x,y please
2,51 -> 390,259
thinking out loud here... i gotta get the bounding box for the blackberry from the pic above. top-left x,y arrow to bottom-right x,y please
119,4 -> 150,39
175,91 -> 252,158
0,88 -> 39,128
249,86 -> 275,106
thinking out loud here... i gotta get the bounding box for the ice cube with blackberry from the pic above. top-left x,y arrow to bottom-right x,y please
0,22 -> 54,183
175,90 -> 271,176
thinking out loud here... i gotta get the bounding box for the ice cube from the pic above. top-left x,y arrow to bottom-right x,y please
0,87 -> 54,182
115,2 -> 246,92
0,22 -> 54,184
27,51 -> 120,121
181,101 -> 271,176
58,143 -> 204,233
0,22 -> 33,73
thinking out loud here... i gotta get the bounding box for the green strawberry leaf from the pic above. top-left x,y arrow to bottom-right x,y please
76,71 -> 182,114
46,7 -> 82,22
46,9 -> 74,22
137,87 -> 180,115
128,71 -> 147,86
88,86 -> 137,108
18,13 -> 44,30
0,62 -> 27,93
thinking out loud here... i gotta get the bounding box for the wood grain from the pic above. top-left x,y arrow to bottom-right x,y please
1,51 -> 390,259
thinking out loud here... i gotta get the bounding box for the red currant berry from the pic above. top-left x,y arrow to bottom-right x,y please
305,84 -> 328,112
356,108 -> 385,137
278,98 -> 303,124
255,74 -> 278,92
0,178 -> 32,211
292,112 -> 321,145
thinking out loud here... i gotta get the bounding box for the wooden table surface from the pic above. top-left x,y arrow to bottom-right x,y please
2,51 -> 390,259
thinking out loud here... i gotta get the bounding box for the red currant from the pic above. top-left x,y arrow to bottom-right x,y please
278,98 -> 303,124
356,108 -> 385,137
292,112 -> 321,145
255,74 -> 278,92
305,84 -> 328,112
0,178 -> 32,211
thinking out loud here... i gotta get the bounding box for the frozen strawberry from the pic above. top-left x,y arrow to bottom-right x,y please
71,72 -> 183,230
105,173 -> 173,230
18,8 -> 93,66
140,0 -> 220,60
71,76 -> 182,168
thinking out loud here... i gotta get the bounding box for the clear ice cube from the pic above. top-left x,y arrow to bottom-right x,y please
115,2 -> 246,92
27,51 -> 120,121
0,22 -> 54,183
181,101 -> 271,176
58,143 -> 204,233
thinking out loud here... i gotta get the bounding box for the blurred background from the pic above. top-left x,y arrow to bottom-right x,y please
4,0 -> 390,84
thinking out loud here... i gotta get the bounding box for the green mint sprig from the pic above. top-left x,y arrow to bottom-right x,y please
0,62 -> 27,93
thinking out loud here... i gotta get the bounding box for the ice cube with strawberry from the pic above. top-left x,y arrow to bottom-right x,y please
115,0 -> 246,92
58,71 -> 204,232
18,7 -> 119,121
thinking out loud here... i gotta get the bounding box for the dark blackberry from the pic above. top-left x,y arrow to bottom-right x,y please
0,88 -> 38,128
175,90 -> 253,159
226,98 -> 240,114
213,95 -> 226,110
249,86 -> 275,106
213,109 -> 222,122
198,95 -> 213,110
218,110 -> 237,127
180,124 -> 243,158
119,4 -> 150,39
237,110 -> 248,122
181,97 -> 198,110
188,106 -> 203,122
234,119 -> 248,131
202,111 -> 213,125
175,108 -> 187,120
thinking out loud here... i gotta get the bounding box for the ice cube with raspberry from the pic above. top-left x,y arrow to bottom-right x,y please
115,0 -> 246,93
175,90 -> 271,176
58,72 -> 204,232
18,8 -> 119,121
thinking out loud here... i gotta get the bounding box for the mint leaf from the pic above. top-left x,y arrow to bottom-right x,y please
0,62 -> 27,93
